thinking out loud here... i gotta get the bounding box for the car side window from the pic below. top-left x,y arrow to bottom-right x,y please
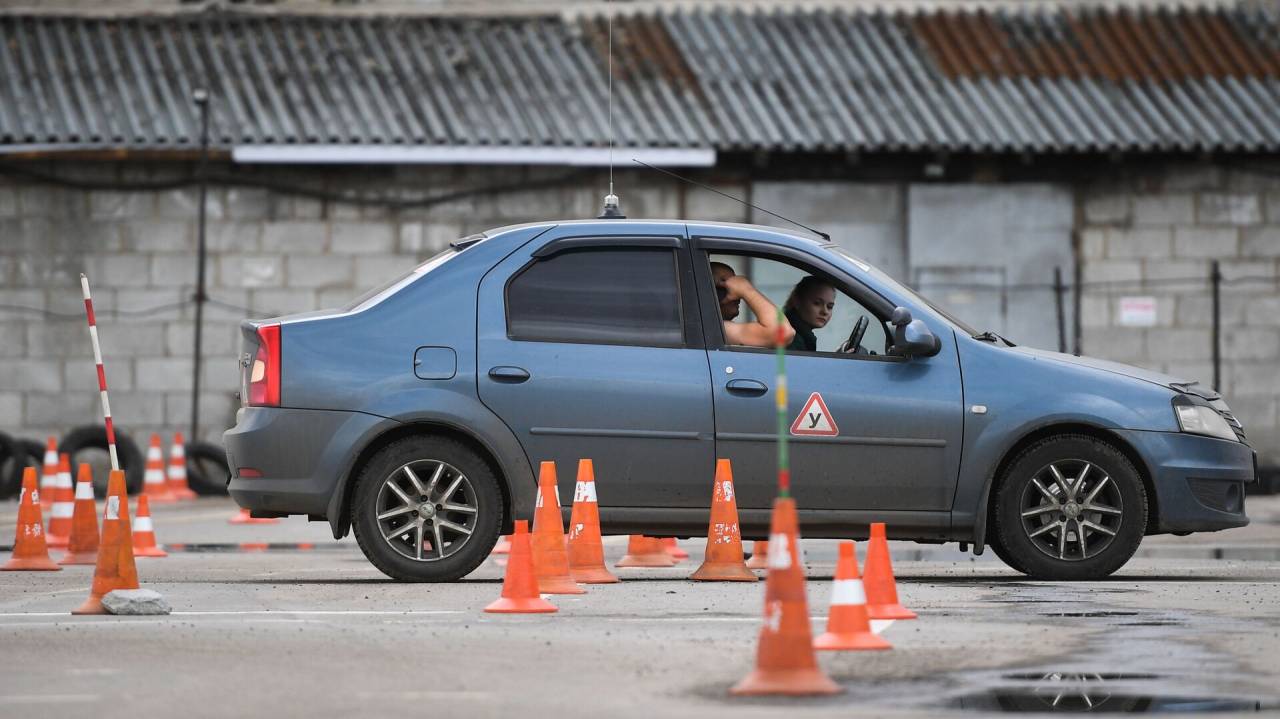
507,248 -> 684,347
708,252 -> 891,357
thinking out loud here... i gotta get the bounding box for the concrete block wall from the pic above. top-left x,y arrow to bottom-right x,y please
0,163 -> 680,445
1080,163 -> 1280,463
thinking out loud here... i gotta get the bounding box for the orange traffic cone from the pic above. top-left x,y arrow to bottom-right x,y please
491,535 -> 512,555
566,459 -> 618,584
167,433 -> 198,501
59,464 -> 100,565
814,541 -> 891,651
45,453 -> 75,549
745,541 -> 769,569
38,436 -> 57,513
864,522 -> 916,621
531,462 -> 584,595
142,434 -> 176,503
730,496 -> 840,696
692,459 -> 756,582
2,467 -> 61,571
132,495 -> 168,558
484,520 -> 557,614
73,469 -> 140,614
662,537 -> 689,561
229,508 -> 278,525
615,535 -> 676,568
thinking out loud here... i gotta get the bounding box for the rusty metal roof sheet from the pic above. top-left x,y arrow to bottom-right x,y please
1,4 -> 1278,155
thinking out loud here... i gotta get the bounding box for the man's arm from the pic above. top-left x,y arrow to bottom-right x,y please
721,276 -> 795,347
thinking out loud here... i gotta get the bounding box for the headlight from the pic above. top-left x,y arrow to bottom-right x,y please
1173,402 -> 1237,441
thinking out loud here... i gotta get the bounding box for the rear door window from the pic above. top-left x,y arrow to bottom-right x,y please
506,248 -> 683,347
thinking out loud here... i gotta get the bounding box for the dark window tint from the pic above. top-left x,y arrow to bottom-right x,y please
507,248 -> 683,346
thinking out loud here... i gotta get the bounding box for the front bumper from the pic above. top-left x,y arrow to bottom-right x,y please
224,406 -> 387,518
1114,429 -> 1255,534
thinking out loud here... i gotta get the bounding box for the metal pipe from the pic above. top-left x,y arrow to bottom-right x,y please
1211,259 -> 1221,391
190,89 -> 210,442
1054,266 -> 1067,353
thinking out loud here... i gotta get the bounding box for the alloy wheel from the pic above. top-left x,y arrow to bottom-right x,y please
1019,460 -> 1124,562
375,459 -> 478,562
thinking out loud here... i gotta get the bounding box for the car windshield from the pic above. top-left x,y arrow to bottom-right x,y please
344,248 -> 458,313
828,246 -> 982,337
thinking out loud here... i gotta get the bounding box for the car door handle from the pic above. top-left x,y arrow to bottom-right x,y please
726,379 -> 768,396
488,366 -> 531,383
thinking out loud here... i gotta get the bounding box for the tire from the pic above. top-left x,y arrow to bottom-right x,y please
986,532 -> 1029,575
992,434 -> 1146,580
59,425 -> 145,495
185,441 -> 230,496
351,436 -> 502,582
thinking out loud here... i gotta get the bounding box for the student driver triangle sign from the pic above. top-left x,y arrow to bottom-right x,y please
790,392 -> 839,437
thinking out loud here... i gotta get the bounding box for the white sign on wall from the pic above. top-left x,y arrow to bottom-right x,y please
1118,296 -> 1158,327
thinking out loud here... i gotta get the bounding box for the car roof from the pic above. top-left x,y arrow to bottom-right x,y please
482,218 -> 832,249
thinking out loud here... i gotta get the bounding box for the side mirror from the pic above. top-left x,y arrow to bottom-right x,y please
890,307 -> 941,358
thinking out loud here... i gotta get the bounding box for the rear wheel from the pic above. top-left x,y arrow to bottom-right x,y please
993,435 -> 1146,580
351,436 -> 502,582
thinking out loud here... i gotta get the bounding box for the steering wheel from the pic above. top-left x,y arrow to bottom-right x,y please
839,315 -> 869,354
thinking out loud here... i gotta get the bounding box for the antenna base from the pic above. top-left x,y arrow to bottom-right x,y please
597,193 -> 626,219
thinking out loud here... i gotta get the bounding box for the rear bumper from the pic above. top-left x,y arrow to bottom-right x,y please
224,406 -> 386,517
1114,429 -> 1255,533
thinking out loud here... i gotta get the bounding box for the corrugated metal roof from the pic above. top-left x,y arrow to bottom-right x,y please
0,4 -> 1277,155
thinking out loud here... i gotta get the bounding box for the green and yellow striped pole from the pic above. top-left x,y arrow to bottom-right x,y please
775,307 -> 790,498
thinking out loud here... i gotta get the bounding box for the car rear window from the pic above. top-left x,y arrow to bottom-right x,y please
506,248 -> 683,346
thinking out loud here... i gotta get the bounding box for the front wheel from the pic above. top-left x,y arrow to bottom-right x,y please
993,435 -> 1146,580
351,436 -> 502,582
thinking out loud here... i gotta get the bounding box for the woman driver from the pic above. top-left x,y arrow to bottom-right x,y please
784,276 -> 835,352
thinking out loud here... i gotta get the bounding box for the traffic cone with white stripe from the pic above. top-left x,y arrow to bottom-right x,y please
166,433 -> 198,501
59,464 -> 100,565
142,434 -> 176,503
39,436 -> 58,513
615,535 -> 676,568
566,459 -> 618,584
730,496 -> 839,696
814,541 -> 891,651
132,495 -> 167,558
692,459 -> 756,582
45,453 -> 75,549
2,467 -> 61,571
746,541 -> 769,569
864,522 -> 917,621
73,469 -> 140,615
531,461 -> 584,595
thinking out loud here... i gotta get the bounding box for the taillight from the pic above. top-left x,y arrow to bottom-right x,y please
248,324 -> 281,407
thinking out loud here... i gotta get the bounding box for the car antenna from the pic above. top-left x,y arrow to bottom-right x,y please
598,1 -> 625,219
631,159 -> 829,241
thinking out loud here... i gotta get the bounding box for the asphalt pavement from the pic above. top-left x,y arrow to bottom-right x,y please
1,496 -> 1278,718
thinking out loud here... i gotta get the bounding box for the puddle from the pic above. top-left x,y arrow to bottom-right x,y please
948,689 -> 1268,713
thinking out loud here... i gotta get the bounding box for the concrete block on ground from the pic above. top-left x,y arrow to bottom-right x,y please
1199,193 -> 1262,225
261,221 -> 327,253
1133,194 -> 1195,225
285,256 -> 352,289
330,223 -> 395,254
1173,227 -> 1239,259
1107,228 -> 1171,259
102,589 -> 171,616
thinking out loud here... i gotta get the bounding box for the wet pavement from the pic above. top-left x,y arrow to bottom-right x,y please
0,495 -> 1277,718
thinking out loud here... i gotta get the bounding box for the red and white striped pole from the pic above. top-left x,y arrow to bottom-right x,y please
80,274 -> 119,472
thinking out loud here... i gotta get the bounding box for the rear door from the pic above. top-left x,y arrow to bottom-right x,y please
476,226 -> 715,509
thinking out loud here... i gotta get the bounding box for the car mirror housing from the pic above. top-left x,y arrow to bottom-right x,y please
891,307 -> 941,358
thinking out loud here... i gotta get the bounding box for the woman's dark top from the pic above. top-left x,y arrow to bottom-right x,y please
786,308 -> 817,352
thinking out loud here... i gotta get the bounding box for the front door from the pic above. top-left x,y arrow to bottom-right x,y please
693,238 -> 964,521
476,227 -> 715,510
